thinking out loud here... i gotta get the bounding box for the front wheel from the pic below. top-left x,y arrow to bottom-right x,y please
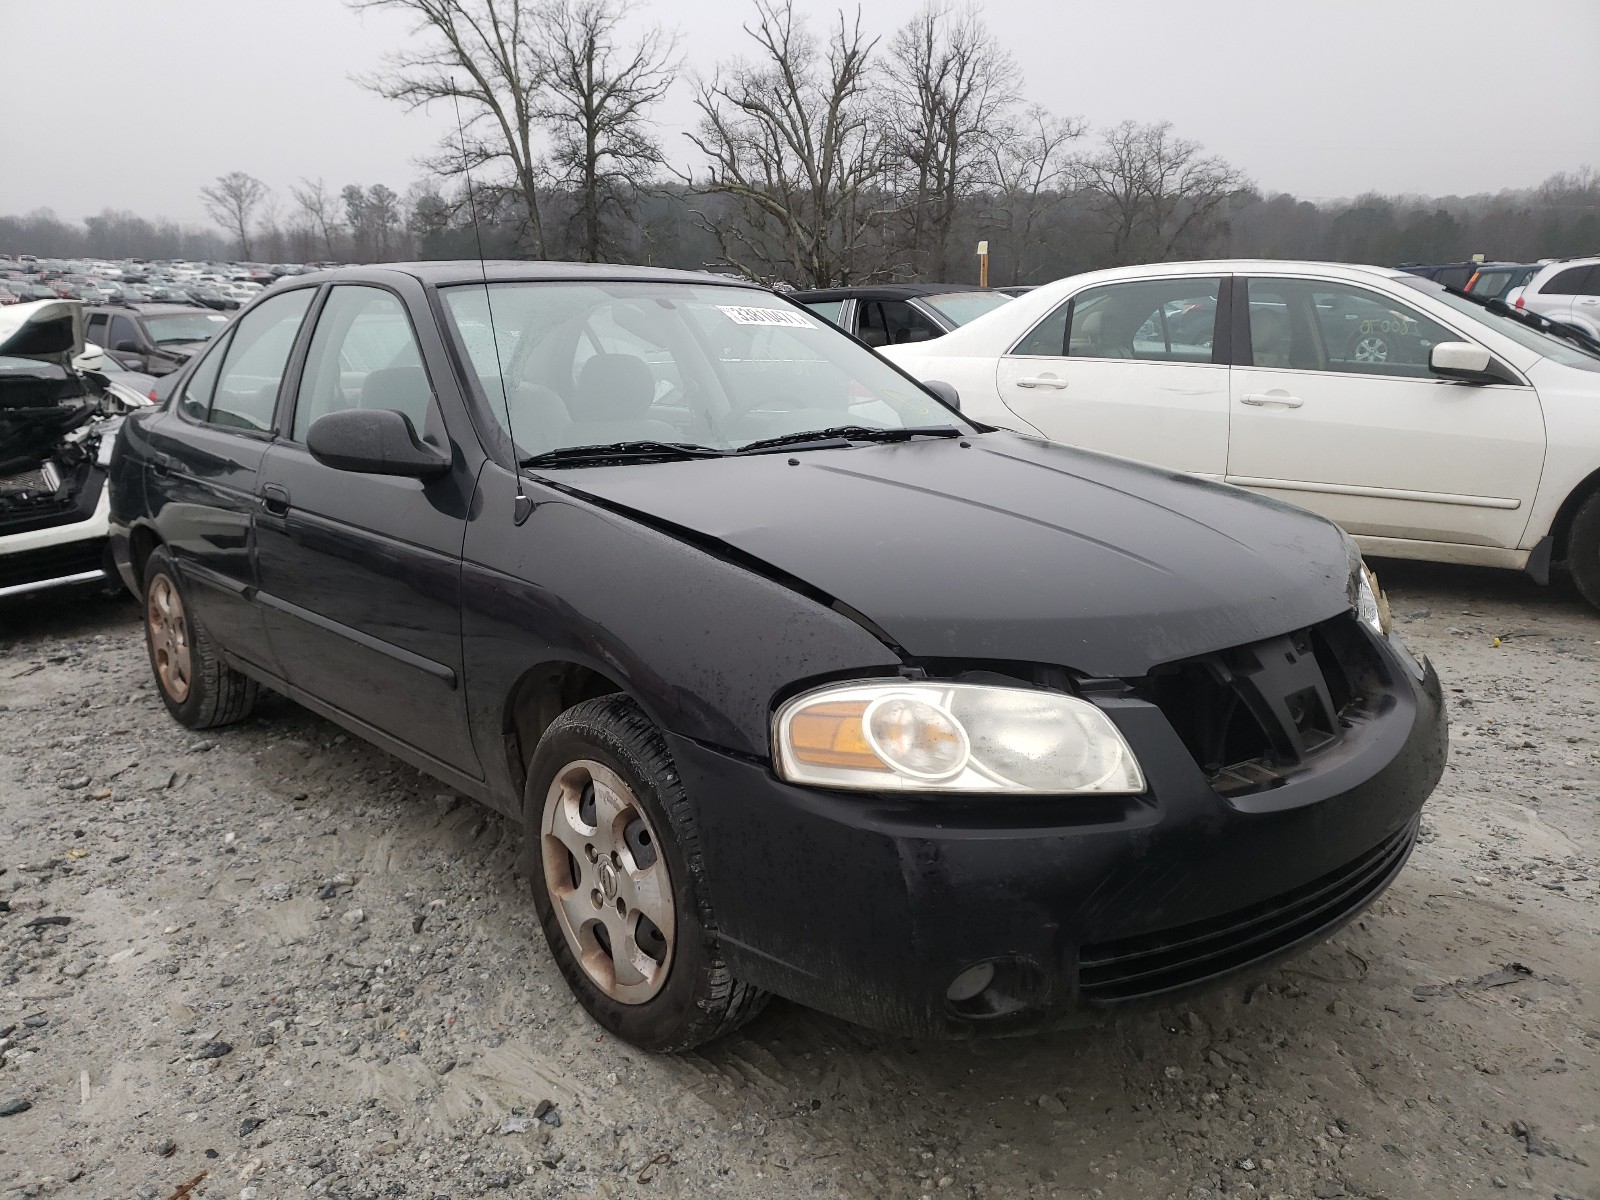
1567,491 -> 1600,610
525,695 -> 768,1051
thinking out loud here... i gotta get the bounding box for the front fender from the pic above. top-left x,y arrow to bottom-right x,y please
460,464 -> 902,810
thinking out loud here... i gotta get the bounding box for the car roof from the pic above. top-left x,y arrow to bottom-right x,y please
283,260 -> 771,290
789,283 -> 988,302
83,302 -> 212,316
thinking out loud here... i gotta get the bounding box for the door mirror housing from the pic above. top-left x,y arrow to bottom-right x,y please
306,408 -> 450,479
1430,341 -> 1516,385
113,339 -> 142,354
922,379 -> 961,410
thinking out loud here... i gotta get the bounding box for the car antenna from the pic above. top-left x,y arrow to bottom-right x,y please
452,91 -> 533,526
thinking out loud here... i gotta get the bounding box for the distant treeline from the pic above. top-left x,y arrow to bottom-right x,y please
4,167 -> 1596,285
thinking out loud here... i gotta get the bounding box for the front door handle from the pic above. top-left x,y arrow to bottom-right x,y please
1014,375 -> 1069,390
259,485 -> 291,516
1239,392 -> 1304,409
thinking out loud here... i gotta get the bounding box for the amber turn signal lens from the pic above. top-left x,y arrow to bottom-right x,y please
784,700 -> 884,770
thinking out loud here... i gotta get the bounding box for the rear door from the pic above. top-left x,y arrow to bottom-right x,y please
1529,264 -> 1589,323
1224,275 -> 1545,549
994,275 -> 1230,477
1569,264 -> 1600,330
143,287 -> 316,674
255,281 -> 479,775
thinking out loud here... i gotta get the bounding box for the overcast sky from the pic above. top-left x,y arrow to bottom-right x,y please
5,0 -> 1597,231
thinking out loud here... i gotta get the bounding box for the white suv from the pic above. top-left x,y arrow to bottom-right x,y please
1508,257 -> 1600,336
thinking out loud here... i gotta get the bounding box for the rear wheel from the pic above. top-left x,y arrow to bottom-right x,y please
1567,491 -> 1600,610
142,546 -> 258,728
525,695 -> 768,1051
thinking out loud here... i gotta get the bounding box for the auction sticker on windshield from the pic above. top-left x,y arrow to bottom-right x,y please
717,305 -> 815,328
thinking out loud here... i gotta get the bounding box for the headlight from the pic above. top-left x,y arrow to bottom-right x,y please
1348,544 -> 1392,638
773,680 -> 1145,794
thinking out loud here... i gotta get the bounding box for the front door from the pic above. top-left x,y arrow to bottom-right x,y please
254,282 -> 479,775
1225,276 -> 1545,549
995,275 -> 1230,477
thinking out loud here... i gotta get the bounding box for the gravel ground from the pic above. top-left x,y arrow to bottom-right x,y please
0,561 -> 1596,1200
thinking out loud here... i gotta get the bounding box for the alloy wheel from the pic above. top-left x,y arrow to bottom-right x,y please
540,759 -> 675,1003
146,574 -> 192,703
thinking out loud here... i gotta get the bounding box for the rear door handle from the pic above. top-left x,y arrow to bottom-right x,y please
1239,392 -> 1304,408
259,485 -> 291,516
1014,375 -> 1069,390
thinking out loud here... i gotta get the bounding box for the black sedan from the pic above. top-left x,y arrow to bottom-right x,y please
108,262 -> 1446,1050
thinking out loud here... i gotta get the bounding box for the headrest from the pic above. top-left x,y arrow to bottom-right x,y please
361,366 -> 431,417
576,353 -> 655,420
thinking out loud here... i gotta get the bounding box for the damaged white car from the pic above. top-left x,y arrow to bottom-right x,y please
1,300 -> 153,600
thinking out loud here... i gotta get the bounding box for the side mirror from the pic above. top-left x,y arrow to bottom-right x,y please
1430,341 -> 1515,385
306,408 -> 450,479
923,379 -> 961,411
113,340 -> 141,354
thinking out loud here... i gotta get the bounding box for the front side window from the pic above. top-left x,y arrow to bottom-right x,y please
440,281 -> 961,457
292,286 -> 429,441
205,288 -> 313,432
1014,278 -> 1221,362
858,299 -> 942,347
1245,279 -> 1458,377
107,316 -> 139,350
177,328 -> 234,421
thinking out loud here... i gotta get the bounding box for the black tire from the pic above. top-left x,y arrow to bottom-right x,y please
1568,491 -> 1600,610
141,545 -> 258,728
524,694 -> 768,1051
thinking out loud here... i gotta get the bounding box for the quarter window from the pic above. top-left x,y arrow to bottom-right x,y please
292,286 -> 430,441
1244,279 -> 1459,378
206,288 -> 313,432
802,299 -> 845,326
1013,278 -> 1221,362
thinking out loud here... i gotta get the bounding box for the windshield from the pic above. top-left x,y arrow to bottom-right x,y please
440,281 -> 963,458
1398,276 -> 1600,371
145,313 -> 229,344
922,291 -> 1012,326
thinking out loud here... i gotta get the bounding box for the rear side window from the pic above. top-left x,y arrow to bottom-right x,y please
85,312 -> 109,343
291,285 -> 430,441
1579,265 -> 1600,297
203,288 -> 313,432
1016,278 -> 1221,362
1542,266 -> 1593,296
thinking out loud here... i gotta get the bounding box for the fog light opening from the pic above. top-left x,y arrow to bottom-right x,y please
945,962 -> 996,1004
944,958 -> 1043,1021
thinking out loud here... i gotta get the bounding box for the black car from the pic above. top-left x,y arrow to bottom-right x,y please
1464,262 -> 1540,301
82,303 -> 229,376
108,262 -> 1447,1050
1394,261 -> 1480,290
791,282 -> 1012,346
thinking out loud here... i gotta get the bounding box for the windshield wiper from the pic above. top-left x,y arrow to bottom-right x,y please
1482,298 -> 1600,355
735,425 -> 962,455
521,440 -> 727,468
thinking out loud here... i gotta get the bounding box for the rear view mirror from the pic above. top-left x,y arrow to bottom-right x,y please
306,408 -> 450,479
922,379 -> 961,410
1430,341 -> 1515,385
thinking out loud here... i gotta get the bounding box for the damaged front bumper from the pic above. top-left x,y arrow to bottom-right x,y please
671,622 -> 1447,1039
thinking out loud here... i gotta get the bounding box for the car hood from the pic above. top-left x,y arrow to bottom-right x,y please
547,434 -> 1355,677
0,299 -> 84,368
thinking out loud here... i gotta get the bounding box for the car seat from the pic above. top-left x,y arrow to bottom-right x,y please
566,353 -> 680,443
1249,307 -> 1293,369
360,366 -> 433,431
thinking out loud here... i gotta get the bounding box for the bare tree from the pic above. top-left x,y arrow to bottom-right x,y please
350,0 -> 549,255
984,105 -> 1083,284
1076,120 -> 1251,264
199,172 -> 269,258
533,0 -> 676,262
291,178 -> 343,259
883,2 -> 1018,279
687,0 -> 886,287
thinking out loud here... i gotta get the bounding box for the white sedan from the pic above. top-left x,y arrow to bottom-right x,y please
880,259 -> 1600,608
